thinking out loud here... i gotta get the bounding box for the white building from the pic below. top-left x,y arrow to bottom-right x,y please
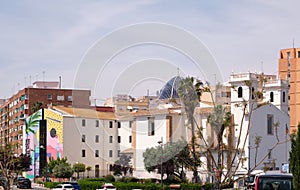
229,72 -> 290,172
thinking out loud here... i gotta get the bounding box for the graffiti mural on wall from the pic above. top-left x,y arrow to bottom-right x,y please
44,109 -> 63,160
25,108 -> 64,179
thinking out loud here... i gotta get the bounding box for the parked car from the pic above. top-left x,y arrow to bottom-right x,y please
16,177 -> 31,189
52,184 -> 74,190
96,183 -> 116,190
254,173 -> 293,190
62,181 -> 81,190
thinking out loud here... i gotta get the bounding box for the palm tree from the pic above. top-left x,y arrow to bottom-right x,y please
31,101 -> 43,112
177,76 -> 200,183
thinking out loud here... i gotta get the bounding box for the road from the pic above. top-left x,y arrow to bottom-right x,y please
12,184 -> 50,190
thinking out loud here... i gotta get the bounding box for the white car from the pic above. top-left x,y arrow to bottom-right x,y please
96,183 -> 116,190
52,184 -> 75,190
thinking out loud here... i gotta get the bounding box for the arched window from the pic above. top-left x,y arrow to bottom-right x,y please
283,91 -> 286,103
270,92 -> 274,102
238,87 -> 243,98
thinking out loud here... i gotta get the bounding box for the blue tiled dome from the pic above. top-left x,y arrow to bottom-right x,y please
158,76 -> 182,99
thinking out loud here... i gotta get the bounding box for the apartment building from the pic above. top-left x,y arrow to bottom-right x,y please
0,81 -> 91,154
278,47 -> 300,132
25,106 -> 122,179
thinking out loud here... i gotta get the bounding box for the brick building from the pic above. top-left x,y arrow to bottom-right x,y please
0,81 -> 91,154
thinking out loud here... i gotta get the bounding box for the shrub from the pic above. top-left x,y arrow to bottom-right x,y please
104,174 -> 115,182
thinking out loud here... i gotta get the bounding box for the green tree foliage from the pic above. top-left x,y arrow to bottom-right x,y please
290,123 -> 300,189
53,162 -> 74,178
177,76 -> 201,183
111,154 -> 133,176
31,101 -> 43,112
143,140 -> 192,181
47,157 -> 68,176
73,162 -> 86,179
86,166 -> 92,178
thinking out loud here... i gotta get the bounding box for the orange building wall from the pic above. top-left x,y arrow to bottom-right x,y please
278,48 -> 300,133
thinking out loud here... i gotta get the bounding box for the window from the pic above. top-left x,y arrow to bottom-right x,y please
298,51 -> 300,58
270,92 -> 274,102
109,121 -> 113,128
57,95 -> 64,101
283,91 -> 286,103
118,136 -> 121,143
251,87 -> 255,100
109,150 -> 113,157
129,136 -> 132,143
267,114 -> 273,135
47,94 -> 52,100
95,150 -> 99,157
82,119 -> 86,127
117,150 -> 120,157
82,134 -> 86,142
129,121 -> 132,128
68,96 -> 73,101
109,136 -> 113,143
96,120 -> 99,127
287,52 -> 290,60
95,135 -> 99,143
82,149 -> 86,157
238,87 -> 243,98
117,122 -> 121,128
148,118 -> 155,136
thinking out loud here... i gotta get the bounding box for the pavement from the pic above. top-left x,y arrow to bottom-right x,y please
32,183 -> 51,189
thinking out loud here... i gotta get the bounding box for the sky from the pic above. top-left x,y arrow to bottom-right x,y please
1,0 -> 299,104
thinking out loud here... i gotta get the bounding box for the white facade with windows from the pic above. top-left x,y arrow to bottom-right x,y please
229,72 -> 290,172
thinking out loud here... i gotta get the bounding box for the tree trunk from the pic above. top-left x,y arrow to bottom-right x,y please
190,116 -> 199,183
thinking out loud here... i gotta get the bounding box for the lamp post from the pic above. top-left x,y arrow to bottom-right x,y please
158,137 -> 163,190
30,145 -> 37,183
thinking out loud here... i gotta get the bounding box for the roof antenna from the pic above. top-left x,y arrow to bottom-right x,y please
177,67 -> 180,76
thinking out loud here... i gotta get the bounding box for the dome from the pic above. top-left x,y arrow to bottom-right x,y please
158,76 -> 182,99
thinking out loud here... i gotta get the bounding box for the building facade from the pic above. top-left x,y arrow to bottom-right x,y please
278,47 -> 300,133
0,81 -> 91,154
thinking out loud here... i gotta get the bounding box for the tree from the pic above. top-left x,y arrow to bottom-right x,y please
86,166 -> 92,178
143,140 -> 192,181
290,123 -> 300,189
207,104 -> 231,185
0,144 -> 31,190
177,76 -> 202,183
73,162 -> 86,179
176,75 -> 289,189
47,157 -> 68,177
111,154 -> 132,176
31,101 -> 43,112
53,162 -> 74,179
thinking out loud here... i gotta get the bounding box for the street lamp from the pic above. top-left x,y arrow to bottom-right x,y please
157,137 -> 163,190
30,146 -> 37,183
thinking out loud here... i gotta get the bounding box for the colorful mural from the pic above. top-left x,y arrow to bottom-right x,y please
24,108 -> 64,179
24,110 -> 42,179
44,109 -> 63,160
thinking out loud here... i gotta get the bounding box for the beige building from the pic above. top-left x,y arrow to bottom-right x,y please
278,48 -> 300,133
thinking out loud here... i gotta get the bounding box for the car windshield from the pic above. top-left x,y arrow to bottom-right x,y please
258,177 -> 293,190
